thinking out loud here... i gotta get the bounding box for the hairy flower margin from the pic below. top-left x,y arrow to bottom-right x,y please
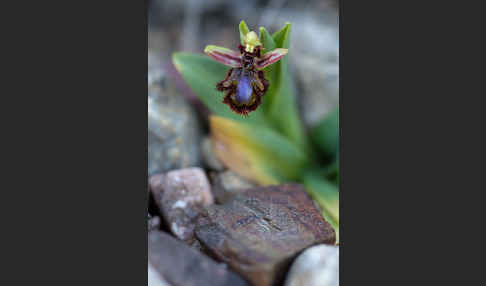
204,30 -> 288,116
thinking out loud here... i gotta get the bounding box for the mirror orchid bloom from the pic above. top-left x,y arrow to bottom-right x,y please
204,31 -> 288,116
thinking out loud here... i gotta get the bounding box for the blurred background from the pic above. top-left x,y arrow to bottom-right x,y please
148,0 -> 339,129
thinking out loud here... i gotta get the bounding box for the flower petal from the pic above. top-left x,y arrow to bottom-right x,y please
239,20 -> 250,45
204,45 -> 242,68
255,48 -> 288,69
243,31 -> 261,53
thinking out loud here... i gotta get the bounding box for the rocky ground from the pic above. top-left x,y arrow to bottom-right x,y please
148,167 -> 339,286
148,1 -> 339,285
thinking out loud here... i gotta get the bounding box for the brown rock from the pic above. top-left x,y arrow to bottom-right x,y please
148,231 -> 249,286
149,168 -> 214,244
195,183 -> 336,286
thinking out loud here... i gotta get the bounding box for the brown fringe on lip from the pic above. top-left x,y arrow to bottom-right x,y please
217,68 -> 234,91
255,70 -> 269,97
222,90 -> 262,116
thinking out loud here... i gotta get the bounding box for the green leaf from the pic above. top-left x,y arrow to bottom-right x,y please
259,27 -> 276,52
263,22 -> 309,153
210,116 -> 310,185
272,22 -> 291,48
303,170 -> 339,241
319,159 -> 339,178
303,171 -> 339,222
172,52 -> 266,124
258,27 -> 278,113
311,107 -> 339,158
239,20 -> 250,45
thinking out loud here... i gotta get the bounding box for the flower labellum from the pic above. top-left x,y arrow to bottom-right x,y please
204,28 -> 288,116
236,75 -> 252,104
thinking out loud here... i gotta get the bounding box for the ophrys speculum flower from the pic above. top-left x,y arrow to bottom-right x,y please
204,31 -> 288,116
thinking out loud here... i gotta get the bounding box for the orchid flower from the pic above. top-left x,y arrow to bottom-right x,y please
204,31 -> 288,116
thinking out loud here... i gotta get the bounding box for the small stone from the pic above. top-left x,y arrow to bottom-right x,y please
285,244 -> 339,286
201,137 -> 226,171
148,231 -> 249,286
195,183 -> 336,286
149,168 -> 214,244
211,170 -> 256,203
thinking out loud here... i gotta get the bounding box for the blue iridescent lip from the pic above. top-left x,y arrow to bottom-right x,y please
235,75 -> 253,104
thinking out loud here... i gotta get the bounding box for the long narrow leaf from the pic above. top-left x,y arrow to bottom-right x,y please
210,115 -> 309,185
264,23 -> 309,152
258,27 -> 278,114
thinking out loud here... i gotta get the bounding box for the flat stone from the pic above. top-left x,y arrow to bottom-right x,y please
148,262 -> 171,286
210,170 -> 256,203
285,244 -> 339,286
195,183 -> 336,286
149,168 -> 214,244
148,231 -> 248,286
